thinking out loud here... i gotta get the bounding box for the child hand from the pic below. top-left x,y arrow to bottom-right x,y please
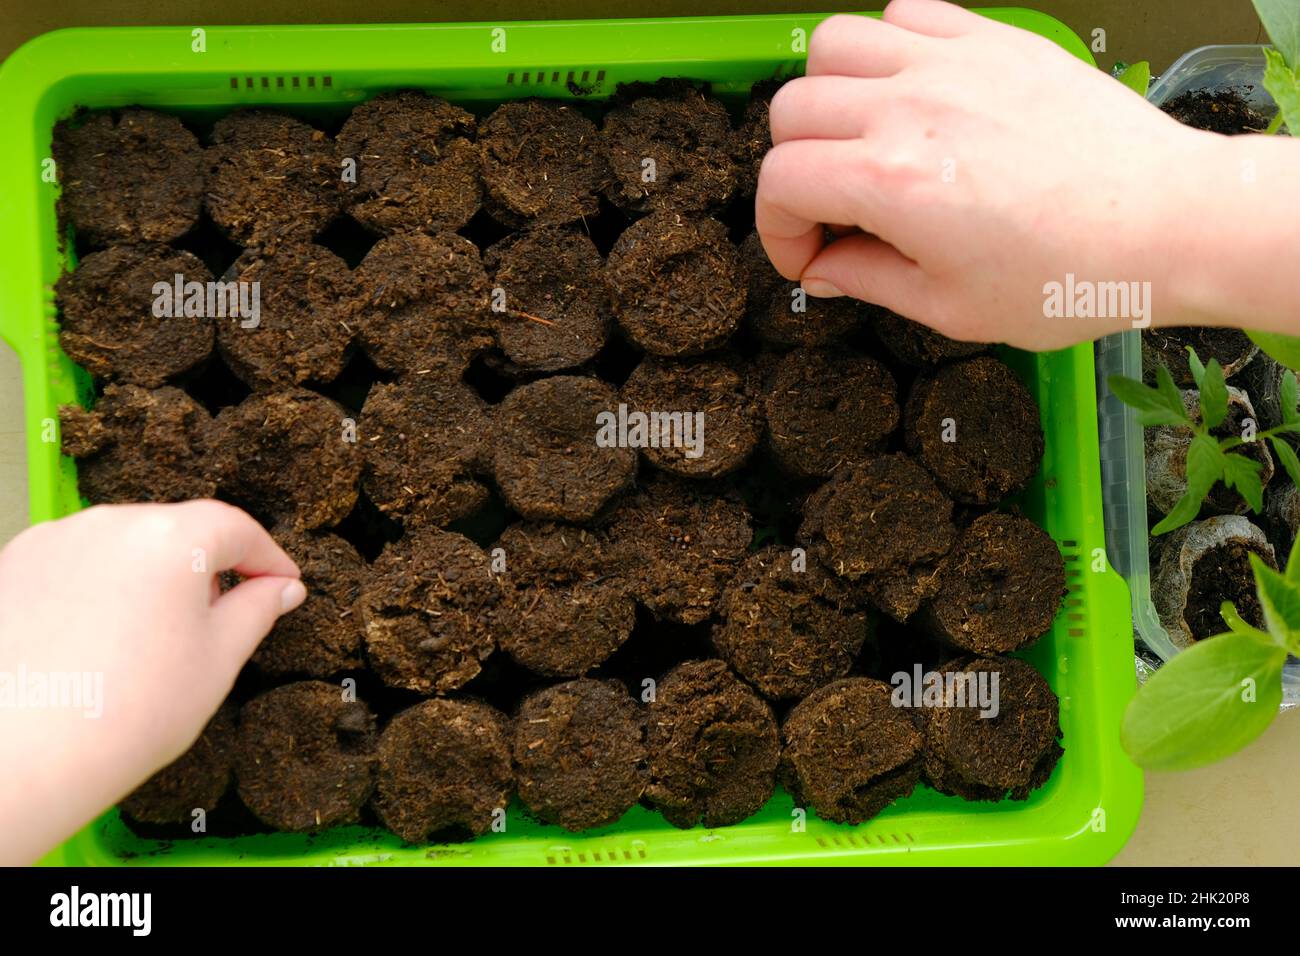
756,0 -> 1236,350
0,500 -> 304,864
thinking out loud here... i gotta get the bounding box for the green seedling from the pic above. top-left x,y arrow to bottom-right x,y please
1113,61 -> 1151,96
1121,531 -> 1300,771
1108,347 -> 1300,534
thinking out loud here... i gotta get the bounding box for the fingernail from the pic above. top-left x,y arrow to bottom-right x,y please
801,278 -> 843,299
281,579 -> 307,613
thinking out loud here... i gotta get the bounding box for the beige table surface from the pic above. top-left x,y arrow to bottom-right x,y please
1,0 -> 1295,868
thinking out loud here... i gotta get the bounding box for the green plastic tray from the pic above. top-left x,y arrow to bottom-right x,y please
0,10 -> 1141,866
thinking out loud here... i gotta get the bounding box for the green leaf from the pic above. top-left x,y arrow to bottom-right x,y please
1107,374 -> 1188,426
1253,0 -> 1300,69
1185,347 -> 1206,388
1262,46 -> 1300,134
1222,452 -> 1264,513
1151,441 -> 1220,535
1288,532 -> 1300,586
1154,364 -> 1188,421
1115,60 -> 1151,96
1251,552 -> 1300,641
1248,330 -> 1300,370
1269,434 -> 1300,489
1120,632 -> 1286,771
1220,600 -> 1275,646
1281,370 -> 1299,426
1198,358 -> 1229,429
1186,432 -> 1226,487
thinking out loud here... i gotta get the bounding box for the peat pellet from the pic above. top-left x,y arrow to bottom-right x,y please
917,512 -> 1066,655
712,546 -> 871,701
215,242 -> 361,390
780,678 -> 923,825
495,522 -> 636,677
59,384 -> 221,504
355,231 -> 493,375
1145,386 -> 1274,517
1143,326 -> 1258,387
214,389 -> 361,531
921,656 -> 1063,801
800,453 -> 956,580
359,373 -> 491,529
764,347 -> 900,479
512,679 -> 647,831
1241,351 -> 1300,440
733,80 -> 782,199
234,681 -> 377,832
904,356 -> 1044,505
492,376 -> 637,523
1153,515 -> 1276,648
620,355 -> 762,479
871,308 -> 989,367
121,704 -> 236,825
478,99 -> 610,226
206,110 -> 340,245
484,226 -> 610,373
601,474 -> 752,624
601,84 -> 738,213
251,528 -> 366,679
1266,483 -> 1300,562
604,213 -> 745,357
1162,89 -> 1270,134
56,243 -> 214,387
373,698 -> 513,842
645,659 -> 779,828
337,90 -> 482,235
53,109 -> 204,246
360,528 -> 501,694
740,231 -> 862,349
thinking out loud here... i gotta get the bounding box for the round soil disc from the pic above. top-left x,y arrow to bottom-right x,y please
495,522 -> 636,677
645,659 -> 779,828
621,356 -> 763,479
59,384 -> 220,504
512,678 -> 647,831
600,474 -> 752,624
922,656 -> 1063,801
781,677 -> 923,825
56,243 -> 214,387
337,90 -> 482,234
373,698 -> 513,842
252,528 -> 366,678
360,528 -> 502,694
904,356 -> 1044,505
919,512 -> 1066,655
234,681 -> 377,832
604,213 -> 745,357
359,373 -> 492,529
764,347 -> 900,479
354,231 -> 492,375
800,453 -> 956,580
54,108 -> 204,246
215,241 -> 361,389
214,388 -> 361,531
484,226 -> 610,373
121,704 -> 236,825
601,86 -> 738,214
206,110 -> 341,245
492,375 -> 638,523
741,231 -> 863,349
478,99 -> 610,226
713,546 -> 871,700
871,308 -> 989,367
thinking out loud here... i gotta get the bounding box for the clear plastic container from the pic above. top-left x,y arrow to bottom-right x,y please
1096,44 -> 1299,704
